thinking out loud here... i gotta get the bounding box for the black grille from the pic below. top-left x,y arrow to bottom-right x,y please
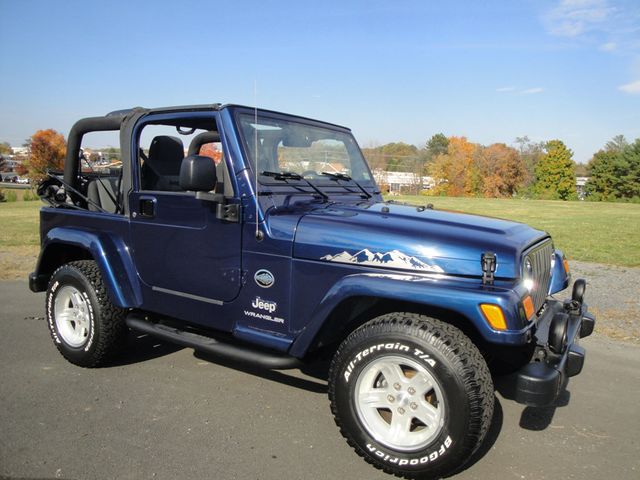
524,239 -> 554,313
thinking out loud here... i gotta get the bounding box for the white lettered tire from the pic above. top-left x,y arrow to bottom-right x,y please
328,313 -> 494,478
46,260 -> 127,367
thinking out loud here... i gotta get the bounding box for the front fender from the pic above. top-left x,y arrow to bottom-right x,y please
549,249 -> 570,295
288,272 -> 531,357
33,227 -> 142,308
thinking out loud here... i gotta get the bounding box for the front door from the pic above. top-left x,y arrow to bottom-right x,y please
129,112 -> 242,316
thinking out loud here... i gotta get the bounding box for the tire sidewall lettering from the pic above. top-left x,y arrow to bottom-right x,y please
343,341 -> 436,383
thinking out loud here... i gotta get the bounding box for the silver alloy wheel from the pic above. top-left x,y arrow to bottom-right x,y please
354,355 -> 446,452
54,285 -> 91,348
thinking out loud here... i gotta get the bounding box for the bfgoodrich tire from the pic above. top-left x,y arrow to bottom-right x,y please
46,260 -> 127,367
328,313 -> 494,479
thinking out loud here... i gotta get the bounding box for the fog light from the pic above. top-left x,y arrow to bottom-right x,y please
522,295 -> 535,320
480,304 -> 507,330
572,279 -> 586,304
549,312 -> 569,354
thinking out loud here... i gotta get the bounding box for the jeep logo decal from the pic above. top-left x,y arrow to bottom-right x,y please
254,269 -> 275,288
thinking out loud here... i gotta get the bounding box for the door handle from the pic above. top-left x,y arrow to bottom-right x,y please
139,198 -> 156,218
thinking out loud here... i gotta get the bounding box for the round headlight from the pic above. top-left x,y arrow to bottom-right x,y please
523,256 -> 534,291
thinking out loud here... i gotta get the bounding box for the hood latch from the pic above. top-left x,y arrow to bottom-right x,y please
481,252 -> 497,285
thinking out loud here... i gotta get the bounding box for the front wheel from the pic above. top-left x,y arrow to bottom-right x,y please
328,313 -> 494,478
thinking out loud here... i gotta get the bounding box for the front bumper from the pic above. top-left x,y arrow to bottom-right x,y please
514,279 -> 595,407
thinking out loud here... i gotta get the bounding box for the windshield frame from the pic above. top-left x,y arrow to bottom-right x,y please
233,108 -> 376,189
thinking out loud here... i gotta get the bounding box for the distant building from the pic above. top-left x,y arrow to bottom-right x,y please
11,146 -> 29,155
373,169 -> 434,194
576,176 -> 589,200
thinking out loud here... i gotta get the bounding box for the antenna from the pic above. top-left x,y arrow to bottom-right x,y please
254,81 -> 263,241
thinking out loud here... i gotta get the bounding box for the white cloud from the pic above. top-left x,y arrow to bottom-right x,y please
545,0 -> 614,37
522,87 -> 545,95
618,80 -> 640,94
496,86 -> 546,95
599,41 -> 617,51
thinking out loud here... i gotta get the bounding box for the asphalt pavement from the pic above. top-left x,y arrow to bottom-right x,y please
1,280 -> 639,480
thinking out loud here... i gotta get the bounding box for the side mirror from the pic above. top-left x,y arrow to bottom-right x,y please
180,155 -> 217,192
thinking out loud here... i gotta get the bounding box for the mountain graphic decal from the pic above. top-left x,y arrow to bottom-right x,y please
320,249 -> 444,273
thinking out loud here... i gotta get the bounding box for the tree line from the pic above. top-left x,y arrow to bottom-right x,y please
362,134 -> 640,202
2,129 -> 639,202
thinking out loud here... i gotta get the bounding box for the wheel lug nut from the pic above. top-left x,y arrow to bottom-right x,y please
408,387 -> 416,395
397,407 -> 405,415
410,402 -> 418,410
387,395 -> 395,403
393,383 -> 401,390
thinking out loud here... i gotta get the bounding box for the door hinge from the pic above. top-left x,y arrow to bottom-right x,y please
216,203 -> 241,223
481,252 -> 497,285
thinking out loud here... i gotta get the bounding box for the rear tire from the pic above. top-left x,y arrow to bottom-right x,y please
328,313 -> 493,478
46,260 -> 127,367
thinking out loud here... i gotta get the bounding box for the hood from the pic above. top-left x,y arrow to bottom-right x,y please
292,202 -> 548,279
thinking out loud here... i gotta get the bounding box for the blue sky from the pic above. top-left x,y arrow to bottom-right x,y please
1,0 -> 639,163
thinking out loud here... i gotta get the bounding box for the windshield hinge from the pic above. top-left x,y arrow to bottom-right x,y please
217,203 -> 241,223
481,252 -> 497,285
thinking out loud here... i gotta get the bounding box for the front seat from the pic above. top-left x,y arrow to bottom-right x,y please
141,135 -> 184,191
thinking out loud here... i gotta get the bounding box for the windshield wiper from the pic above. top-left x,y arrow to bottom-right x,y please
261,171 -> 329,201
321,172 -> 372,199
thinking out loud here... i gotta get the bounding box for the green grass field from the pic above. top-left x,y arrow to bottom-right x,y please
387,195 -> 640,266
0,196 -> 639,270
0,200 -> 41,247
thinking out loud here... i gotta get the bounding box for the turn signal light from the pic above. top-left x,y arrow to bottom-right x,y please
480,304 -> 507,330
522,295 -> 535,320
563,258 -> 570,275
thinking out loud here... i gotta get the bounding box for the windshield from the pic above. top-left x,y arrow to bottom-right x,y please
237,113 -> 373,184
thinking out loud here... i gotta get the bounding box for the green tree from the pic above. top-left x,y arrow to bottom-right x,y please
379,142 -> 419,172
585,136 -> 640,201
585,149 -> 620,200
0,142 -> 11,155
425,133 -> 449,159
605,134 -> 628,153
533,140 -> 576,200
618,139 -> 640,199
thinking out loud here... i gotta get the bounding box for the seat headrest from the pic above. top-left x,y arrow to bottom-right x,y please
188,131 -> 221,156
147,136 -> 184,176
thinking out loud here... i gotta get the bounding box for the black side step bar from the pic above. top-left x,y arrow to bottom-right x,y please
126,313 -> 302,370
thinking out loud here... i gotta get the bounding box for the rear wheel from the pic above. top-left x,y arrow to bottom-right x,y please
46,260 -> 127,367
328,313 -> 494,478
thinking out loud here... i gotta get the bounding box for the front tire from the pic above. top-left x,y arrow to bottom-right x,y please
46,260 -> 127,367
328,313 -> 494,479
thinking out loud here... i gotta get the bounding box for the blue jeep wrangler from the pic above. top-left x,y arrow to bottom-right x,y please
30,104 -> 595,479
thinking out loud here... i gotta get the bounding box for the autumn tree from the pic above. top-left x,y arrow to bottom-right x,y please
23,129 -> 67,183
429,137 -> 479,196
0,141 -> 11,155
476,143 -> 526,197
533,140 -> 576,200
199,143 -> 223,164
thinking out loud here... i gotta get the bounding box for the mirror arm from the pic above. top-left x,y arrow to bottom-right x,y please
195,191 -> 225,203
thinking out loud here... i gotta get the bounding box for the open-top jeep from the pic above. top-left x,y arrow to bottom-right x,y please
30,104 -> 595,478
